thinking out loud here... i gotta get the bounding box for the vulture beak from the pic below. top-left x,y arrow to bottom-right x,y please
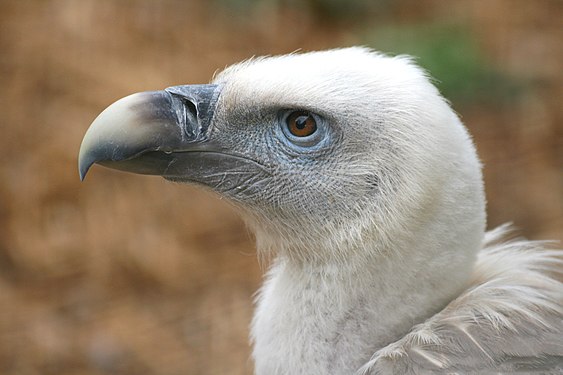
78,84 -> 228,182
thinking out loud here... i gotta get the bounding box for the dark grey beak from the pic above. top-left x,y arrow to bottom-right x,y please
78,84 -> 221,181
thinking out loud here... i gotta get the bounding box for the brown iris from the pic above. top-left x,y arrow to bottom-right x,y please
286,111 -> 317,137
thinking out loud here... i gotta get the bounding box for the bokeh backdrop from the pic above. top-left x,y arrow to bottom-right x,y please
0,0 -> 561,374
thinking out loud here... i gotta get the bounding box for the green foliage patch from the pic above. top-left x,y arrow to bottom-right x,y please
363,24 -> 524,104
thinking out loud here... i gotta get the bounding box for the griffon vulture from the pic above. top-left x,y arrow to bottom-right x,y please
79,48 -> 563,374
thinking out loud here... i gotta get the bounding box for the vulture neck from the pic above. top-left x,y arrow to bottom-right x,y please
251,223 -> 477,374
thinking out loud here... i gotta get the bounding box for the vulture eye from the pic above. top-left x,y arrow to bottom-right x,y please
286,111 -> 317,137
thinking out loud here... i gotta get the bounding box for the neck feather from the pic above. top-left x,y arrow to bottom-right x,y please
251,227 -> 479,375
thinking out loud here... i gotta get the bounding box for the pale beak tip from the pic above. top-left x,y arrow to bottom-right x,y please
78,164 -> 88,181
78,152 -> 94,181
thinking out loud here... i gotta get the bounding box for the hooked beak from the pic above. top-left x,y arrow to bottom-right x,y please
78,84 -> 223,181
79,83 -> 271,199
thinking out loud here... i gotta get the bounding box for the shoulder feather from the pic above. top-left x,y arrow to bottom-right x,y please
358,224 -> 563,374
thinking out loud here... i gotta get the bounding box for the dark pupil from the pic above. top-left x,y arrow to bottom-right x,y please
295,116 -> 308,129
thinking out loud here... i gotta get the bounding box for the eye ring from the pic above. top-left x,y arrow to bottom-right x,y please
286,111 -> 317,138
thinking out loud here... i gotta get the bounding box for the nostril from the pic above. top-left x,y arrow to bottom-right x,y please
183,99 -> 198,121
164,84 -> 222,140
181,99 -> 199,140
166,91 -> 199,139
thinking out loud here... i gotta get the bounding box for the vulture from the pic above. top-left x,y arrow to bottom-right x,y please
79,48 -> 563,374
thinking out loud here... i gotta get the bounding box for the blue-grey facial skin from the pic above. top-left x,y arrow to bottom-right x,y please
202,102 -> 345,213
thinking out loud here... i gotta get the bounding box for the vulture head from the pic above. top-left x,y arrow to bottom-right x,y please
79,48 -> 561,374
80,47 -> 484,265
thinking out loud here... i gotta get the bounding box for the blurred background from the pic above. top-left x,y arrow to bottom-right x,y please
0,0 -> 561,374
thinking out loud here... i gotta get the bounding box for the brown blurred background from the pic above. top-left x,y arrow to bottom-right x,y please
0,0 -> 561,374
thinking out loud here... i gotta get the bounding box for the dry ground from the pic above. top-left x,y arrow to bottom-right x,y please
0,1 -> 561,374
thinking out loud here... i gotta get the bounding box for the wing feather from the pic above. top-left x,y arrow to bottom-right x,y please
358,225 -> 563,374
